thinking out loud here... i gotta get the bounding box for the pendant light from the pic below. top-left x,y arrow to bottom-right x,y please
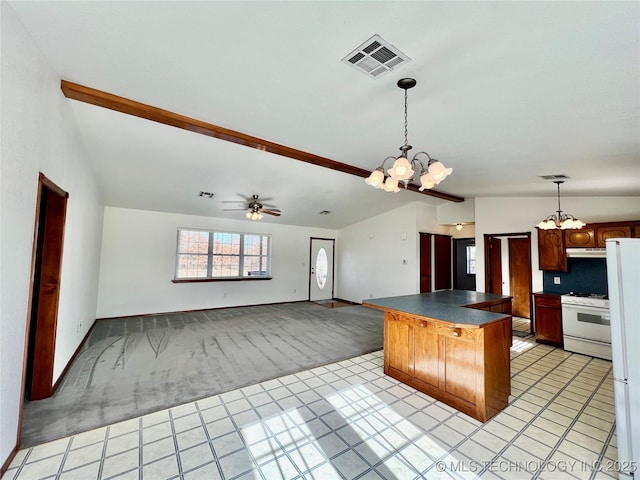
365,78 -> 452,192
536,181 -> 585,230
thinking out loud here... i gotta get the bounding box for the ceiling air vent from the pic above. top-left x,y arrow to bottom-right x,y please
342,34 -> 411,79
199,191 -> 215,198
539,174 -> 569,180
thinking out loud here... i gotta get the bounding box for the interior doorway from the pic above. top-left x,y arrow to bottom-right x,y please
24,173 -> 68,401
484,232 -> 533,331
309,237 -> 335,302
453,238 -> 476,291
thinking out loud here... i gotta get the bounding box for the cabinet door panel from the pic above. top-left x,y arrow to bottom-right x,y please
537,229 -> 567,271
597,226 -> 631,247
534,306 -> 562,345
386,318 -> 411,374
565,229 -> 596,247
414,325 -> 439,388
443,336 -> 476,403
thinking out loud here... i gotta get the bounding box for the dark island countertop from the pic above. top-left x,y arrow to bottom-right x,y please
363,290 -> 513,327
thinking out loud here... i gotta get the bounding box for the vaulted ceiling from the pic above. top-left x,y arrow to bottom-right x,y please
8,1 -> 640,228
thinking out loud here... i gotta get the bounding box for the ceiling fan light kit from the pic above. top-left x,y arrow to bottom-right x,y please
536,180 -> 585,230
365,78 -> 453,193
223,194 -> 281,221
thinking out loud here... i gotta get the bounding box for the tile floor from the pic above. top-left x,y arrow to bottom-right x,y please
4,320 -> 620,480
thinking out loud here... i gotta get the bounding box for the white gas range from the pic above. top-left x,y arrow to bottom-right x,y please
561,292 -> 611,360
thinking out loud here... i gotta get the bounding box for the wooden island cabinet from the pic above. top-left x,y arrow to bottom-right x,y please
364,291 -> 512,422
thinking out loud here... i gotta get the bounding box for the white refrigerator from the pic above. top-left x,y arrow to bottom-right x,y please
606,238 -> 640,479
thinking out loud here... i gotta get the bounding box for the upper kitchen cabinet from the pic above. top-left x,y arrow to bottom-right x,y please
565,228 -> 596,248
596,225 -> 631,246
537,229 -> 567,272
539,220 -> 640,271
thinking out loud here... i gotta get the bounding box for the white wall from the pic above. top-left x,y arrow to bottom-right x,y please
474,197 -> 640,293
337,202 -> 448,303
96,207 -> 336,317
437,198 -> 475,225
0,3 -> 103,465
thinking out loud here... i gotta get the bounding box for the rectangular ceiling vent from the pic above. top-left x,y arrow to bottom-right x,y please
342,34 -> 411,79
539,174 -> 570,180
199,191 -> 215,198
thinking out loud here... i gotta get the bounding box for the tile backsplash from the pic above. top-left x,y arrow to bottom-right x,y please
543,257 -> 608,294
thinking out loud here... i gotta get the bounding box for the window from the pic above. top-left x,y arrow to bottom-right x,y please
466,244 -> 476,275
175,229 -> 271,280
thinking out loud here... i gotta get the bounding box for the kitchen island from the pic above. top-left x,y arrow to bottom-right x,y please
363,291 -> 513,422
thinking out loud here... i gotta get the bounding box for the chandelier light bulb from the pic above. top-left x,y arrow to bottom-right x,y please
383,178 -> 400,193
365,169 -> 385,188
246,211 -> 252,219
419,172 -> 435,191
428,161 -> 453,182
388,157 -> 414,181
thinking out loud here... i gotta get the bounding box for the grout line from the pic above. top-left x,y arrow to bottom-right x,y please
96,427 -> 110,480
167,409 -> 184,479
138,417 -> 143,480
529,361 -> 613,480
53,437 -> 72,479
588,423 -> 617,480
192,401 -> 225,479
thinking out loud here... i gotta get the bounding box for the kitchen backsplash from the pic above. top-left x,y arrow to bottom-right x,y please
543,258 -> 608,295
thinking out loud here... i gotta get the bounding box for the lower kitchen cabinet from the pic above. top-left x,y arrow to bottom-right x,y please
533,293 -> 563,347
383,311 -> 511,422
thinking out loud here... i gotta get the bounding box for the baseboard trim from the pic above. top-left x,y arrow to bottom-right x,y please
52,322 -> 96,393
1,444 -> 19,478
95,300 -> 310,321
333,298 -> 360,305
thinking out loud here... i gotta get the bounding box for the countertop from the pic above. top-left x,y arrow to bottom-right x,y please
363,290 -> 512,327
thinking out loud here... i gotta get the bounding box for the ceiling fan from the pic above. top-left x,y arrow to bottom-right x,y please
222,194 -> 281,220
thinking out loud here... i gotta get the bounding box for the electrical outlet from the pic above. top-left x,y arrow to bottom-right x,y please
553,276 -> 561,285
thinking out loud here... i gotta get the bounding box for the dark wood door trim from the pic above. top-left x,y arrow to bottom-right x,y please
484,232 -> 533,330
60,80 -> 464,203
419,233 -> 432,293
24,173 -> 68,401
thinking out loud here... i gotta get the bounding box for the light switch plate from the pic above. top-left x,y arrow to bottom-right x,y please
553,276 -> 561,285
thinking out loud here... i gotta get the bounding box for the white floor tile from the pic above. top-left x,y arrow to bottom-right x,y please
7,336 -> 619,480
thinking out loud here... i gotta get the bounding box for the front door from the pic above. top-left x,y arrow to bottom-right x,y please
309,238 -> 334,301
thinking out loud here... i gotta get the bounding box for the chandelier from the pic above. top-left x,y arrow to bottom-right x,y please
536,180 -> 585,230
365,78 -> 452,193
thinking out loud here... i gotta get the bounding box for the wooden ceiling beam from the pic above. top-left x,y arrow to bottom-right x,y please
61,80 -> 464,203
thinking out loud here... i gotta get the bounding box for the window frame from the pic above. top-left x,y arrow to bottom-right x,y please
173,228 -> 272,282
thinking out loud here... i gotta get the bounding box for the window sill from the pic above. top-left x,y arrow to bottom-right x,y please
172,277 -> 272,283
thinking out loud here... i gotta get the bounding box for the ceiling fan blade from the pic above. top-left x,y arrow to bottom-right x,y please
261,209 -> 281,216
223,209 -> 248,212
221,201 -> 247,204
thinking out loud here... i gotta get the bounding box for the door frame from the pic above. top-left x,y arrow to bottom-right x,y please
453,237 -> 476,291
22,173 -> 68,404
484,232 -> 533,329
308,237 -> 335,300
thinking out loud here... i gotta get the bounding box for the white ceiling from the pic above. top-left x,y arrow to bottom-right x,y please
8,1 -> 640,229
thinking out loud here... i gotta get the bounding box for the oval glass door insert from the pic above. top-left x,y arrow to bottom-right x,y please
316,248 -> 328,289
